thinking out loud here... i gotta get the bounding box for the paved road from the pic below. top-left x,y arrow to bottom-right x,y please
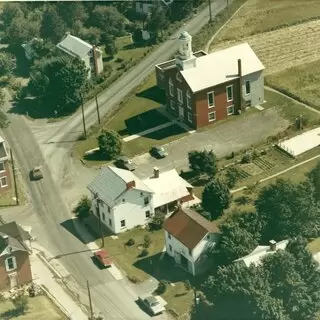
1,1 -> 232,319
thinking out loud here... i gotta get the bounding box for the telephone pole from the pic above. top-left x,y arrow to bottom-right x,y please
94,193 -> 105,248
87,280 -> 94,320
208,0 -> 213,22
10,149 -> 19,206
95,95 -> 101,125
81,94 -> 87,139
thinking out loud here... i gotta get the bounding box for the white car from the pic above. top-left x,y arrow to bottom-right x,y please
139,295 -> 165,316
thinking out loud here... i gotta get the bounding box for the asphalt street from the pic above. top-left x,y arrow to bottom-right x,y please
1,1 -> 233,319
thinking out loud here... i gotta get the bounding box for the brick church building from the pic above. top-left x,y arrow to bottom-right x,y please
155,31 -> 265,129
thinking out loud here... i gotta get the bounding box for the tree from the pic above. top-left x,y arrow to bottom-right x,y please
255,178 -> 320,241
40,7 -> 66,43
202,263 -> 289,320
224,166 -> 240,188
0,53 -> 16,76
78,27 -> 102,46
307,161 -> 320,201
202,179 -> 231,220
146,5 -> 169,39
11,293 -> 29,315
216,211 -> 263,263
97,130 -> 122,160
188,150 -> 217,177
91,6 -> 126,37
148,212 -> 165,231
28,56 -> 88,114
105,41 -> 117,58
1,3 -> 24,28
57,2 -> 88,29
73,196 -> 92,220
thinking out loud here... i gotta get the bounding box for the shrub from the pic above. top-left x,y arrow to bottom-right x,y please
139,248 -> 149,257
143,234 -> 152,248
126,238 -> 135,246
11,293 -> 29,314
148,212 -> 165,231
235,195 -> 252,205
73,196 -> 92,220
225,167 -> 240,188
128,276 -> 140,283
154,280 -> 167,295
241,153 -> 252,164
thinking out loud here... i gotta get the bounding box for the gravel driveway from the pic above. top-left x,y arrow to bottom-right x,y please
133,108 -> 289,179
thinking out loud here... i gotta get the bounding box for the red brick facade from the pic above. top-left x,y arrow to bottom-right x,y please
0,251 -> 32,291
156,64 -> 241,129
0,160 -> 11,194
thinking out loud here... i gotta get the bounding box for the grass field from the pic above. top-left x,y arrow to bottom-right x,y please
0,295 -> 66,319
266,60 -> 320,111
214,0 -> 320,42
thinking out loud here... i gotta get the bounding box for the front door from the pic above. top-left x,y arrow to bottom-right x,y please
179,106 -> 184,119
9,272 -> 18,289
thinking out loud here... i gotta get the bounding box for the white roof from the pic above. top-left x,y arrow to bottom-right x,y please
234,240 -> 289,267
181,43 -> 264,93
57,34 -> 92,58
277,126 -> 320,157
87,166 -> 153,206
143,169 -> 192,208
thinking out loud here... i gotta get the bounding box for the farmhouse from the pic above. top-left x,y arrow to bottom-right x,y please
0,136 -> 11,194
0,222 -> 32,291
155,31 -> 265,129
164,208 -> 219,275
87,166 -> 195,234
56,32 -> 103,79
234,239 -> 289,267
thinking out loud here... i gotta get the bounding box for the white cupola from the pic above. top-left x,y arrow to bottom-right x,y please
175,31 -> 196,70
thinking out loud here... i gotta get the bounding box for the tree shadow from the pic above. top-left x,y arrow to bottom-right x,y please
102,56 -> 113,63
83,150 -> 106,162
136,86 -> 165,105
1,307 -> 25,319
179,170 -> 209,187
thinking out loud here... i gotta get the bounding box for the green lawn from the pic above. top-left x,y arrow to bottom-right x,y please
266,60 -> 320,112
98,227 -> 194,316
0,295 -> 66,319
0,173 -> 26,207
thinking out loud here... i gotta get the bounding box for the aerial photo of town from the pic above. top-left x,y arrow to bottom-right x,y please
0,0 -> 320,319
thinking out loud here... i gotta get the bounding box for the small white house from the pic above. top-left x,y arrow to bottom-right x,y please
21,38 -> 42,61
234,239 -> 289,267
56,33 -> 103,79
164,208 -> 219,275
87,166 -> 196,234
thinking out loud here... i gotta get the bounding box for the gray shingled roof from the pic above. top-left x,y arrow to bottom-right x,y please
57,34 -> 92,58
0,136 -> 8,159
0,222 -> 31,242
87,166 -> 153,206
0,232 -> 28,256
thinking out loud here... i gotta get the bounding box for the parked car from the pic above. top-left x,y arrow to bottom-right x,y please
138,295 -> 165,316
115,156 -> 137,171
94,249 -> 112,268
30,166 -> 43,180
150,146 -> 168,159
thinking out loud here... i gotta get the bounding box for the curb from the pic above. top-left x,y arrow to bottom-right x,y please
36,251 -> 64,280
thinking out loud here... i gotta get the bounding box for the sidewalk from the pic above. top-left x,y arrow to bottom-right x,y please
30,248 -> 88,320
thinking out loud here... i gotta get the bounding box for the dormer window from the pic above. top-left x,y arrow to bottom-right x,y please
176,72 -> 182,82
169,78 -> 174,97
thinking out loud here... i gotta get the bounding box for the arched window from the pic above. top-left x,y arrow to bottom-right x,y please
186,90 -> 191,109
169,78 -> 174,97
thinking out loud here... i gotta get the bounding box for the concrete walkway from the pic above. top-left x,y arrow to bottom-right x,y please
30,248 -> 88,320
123,106 -> 195,143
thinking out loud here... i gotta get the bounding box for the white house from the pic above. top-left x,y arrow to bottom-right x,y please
234,239 -> 289,267
21,37 -> 43,61
56,33 -> 103,79
87,166 -> 196,234
163,208 -> 220,275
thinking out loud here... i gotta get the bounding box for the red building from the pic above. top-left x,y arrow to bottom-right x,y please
0,136 -> 11,194
155,32 -> 265,129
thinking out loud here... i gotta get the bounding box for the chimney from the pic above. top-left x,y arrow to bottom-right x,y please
238,58 -> 244,112
237,58 -> 242,77
269,240 -> 277,251
92,45 -> 99,76
153,167 -> 160,178
2,235 -> 9,247
126,180 -> 136,189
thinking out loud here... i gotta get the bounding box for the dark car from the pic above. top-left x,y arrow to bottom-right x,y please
94,249 -> 112,268
150,146 -> 168,159
30,166 -> 43,180
115,156 -> 137,171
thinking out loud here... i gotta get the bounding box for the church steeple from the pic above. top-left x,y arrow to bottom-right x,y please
175,31 -> 196,70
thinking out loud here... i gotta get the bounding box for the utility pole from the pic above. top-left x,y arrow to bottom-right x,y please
81,94 -> 87,139
87,280 -> 94,320
94,193 -> 105,248
208,0 -> 213,22
10,149 -> 19,206
95,95 -> 101,125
